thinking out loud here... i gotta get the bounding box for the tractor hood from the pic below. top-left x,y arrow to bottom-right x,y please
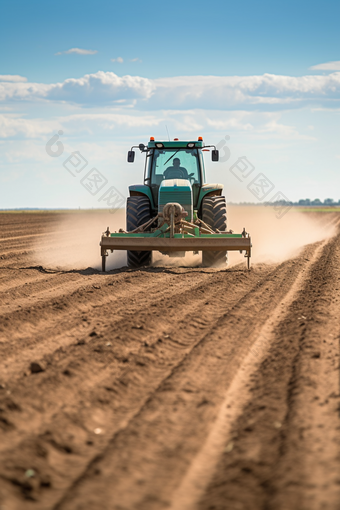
158,179 -> 193,222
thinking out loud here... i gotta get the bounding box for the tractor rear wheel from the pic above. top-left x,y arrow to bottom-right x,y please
126,196 -> 152,268
202,196 -> 228,267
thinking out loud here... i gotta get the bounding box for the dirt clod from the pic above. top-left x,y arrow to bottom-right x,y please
30,362 -> 45,374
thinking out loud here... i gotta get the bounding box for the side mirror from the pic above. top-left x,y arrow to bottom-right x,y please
139,143 -> 145,152
211,150 -> 219,162
127,151 -> 135,163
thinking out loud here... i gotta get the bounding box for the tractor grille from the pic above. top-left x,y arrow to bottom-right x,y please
158,189 -> 193,221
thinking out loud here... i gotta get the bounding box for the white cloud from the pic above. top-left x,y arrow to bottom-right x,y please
0,109 -> 311,142
0,81 -> 50,102
130,58 -> 142,63
0,114 -> 62,138
150,73 -> 340,110
168,110 -> 314,140
55,48 -> 98,55
111,57 -> 124,63
0,75 -> 27,83
46,71 -> 154,103
0,71 -> 340,110
0,111 -> 161,139
310,60 -> 340,71
0,71 -> 154,104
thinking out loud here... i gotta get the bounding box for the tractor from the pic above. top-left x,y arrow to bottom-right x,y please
100,136 -> 251,270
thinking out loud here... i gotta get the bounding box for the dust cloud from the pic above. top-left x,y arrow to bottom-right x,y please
33,210 -> 127,271
153,206 -> 337,268
32,207 -> 338,271
152,251 -> 201,268
227,206 -> 337,266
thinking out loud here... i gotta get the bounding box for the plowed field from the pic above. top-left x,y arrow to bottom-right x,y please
0,210 -> 339,510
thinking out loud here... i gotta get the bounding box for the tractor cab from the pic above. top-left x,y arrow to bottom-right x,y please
145,142 -> 204,210
127,138 -> 220,218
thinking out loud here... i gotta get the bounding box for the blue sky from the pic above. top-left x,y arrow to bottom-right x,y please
0,0 -> 340,208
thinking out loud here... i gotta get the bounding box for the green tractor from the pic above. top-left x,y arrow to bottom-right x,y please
100,136 -> 251,270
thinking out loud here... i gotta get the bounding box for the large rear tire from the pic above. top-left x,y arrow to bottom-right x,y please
126,196 -> 152,268
202,196 -> 228,267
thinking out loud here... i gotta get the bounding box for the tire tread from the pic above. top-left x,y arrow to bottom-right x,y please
201,196 -> 228,267
126,196 -> 152,268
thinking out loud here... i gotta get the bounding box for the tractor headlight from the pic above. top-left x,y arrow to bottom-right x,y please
155,143 -> 164,148
187,142 -> 195,148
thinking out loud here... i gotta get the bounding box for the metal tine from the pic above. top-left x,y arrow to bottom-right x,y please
129,214 -> 159,234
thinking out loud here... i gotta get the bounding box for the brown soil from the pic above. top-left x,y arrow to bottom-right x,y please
0,211 -> 339,510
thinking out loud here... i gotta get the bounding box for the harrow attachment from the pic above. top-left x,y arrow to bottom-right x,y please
100,203 -> 252,271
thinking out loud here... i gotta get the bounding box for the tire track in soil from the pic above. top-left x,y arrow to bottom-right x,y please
192,231 -> 340,510
0,264 -> 265,508
0,259 -> 294,510
50,244 -> 323,510
0,266 -> 250,428
0,266 -> 261,380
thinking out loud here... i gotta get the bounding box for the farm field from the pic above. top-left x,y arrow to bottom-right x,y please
0,209 -> 339,510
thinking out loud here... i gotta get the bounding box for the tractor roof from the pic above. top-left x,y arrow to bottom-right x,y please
147,140 -> 204,149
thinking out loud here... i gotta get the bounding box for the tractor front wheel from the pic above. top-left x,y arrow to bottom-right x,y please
202,196 -> 228,267
126,196 -> 152,268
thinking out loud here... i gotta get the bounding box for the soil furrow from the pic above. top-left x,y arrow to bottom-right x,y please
52,244 -> 320,510
1,211 -> 339,510
195,232 -> 340,510
0,267 -> 256,380
0,266 -> 264,508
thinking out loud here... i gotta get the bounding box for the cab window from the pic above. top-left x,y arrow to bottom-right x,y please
151,149 -> 201,186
